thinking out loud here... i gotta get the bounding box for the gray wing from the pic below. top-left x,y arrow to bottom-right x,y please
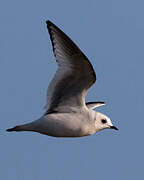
44,20 -> 96,114
86,102 -> 105,109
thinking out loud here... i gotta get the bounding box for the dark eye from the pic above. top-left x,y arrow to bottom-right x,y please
101,119 -> 107,124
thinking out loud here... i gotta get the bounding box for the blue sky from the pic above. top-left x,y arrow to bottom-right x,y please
1,0 -> 144,179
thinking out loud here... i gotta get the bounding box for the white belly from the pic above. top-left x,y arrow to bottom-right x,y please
33,113 -> 94,137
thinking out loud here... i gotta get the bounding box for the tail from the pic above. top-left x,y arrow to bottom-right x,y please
6,122 -> 36,132
6,126 -> 23,132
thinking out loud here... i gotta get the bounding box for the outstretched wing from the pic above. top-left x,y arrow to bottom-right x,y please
45,20 -> 96,114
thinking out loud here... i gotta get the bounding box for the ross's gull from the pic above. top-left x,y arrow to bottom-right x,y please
6,20 -> 118,137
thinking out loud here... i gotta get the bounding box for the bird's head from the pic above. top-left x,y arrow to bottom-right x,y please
94,112 -> 118,132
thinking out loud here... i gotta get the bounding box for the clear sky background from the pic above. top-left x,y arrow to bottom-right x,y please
1,0 -> 144,179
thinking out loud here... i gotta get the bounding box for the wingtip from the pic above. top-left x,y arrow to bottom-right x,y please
46,20 -> 50,25
98,101 -> 105,105
101,102 -> 106,105
100,102 -> 106,106
86,101 -> 105,105
46,20 -> 55,27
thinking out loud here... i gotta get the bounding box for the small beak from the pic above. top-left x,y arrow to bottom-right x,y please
110,126 -> 118,130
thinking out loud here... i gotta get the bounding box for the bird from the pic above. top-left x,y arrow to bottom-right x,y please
6,20 -> 118,137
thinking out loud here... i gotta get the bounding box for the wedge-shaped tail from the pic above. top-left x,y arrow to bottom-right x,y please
6,126 -> 22,132
6,122 -> 35,132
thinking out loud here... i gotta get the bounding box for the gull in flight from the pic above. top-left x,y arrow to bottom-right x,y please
6,20 -> 118,137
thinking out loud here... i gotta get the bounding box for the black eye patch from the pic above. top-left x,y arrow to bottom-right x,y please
101,119 -> 107,124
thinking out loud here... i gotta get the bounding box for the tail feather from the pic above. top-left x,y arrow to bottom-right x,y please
6,126 -> 22,132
